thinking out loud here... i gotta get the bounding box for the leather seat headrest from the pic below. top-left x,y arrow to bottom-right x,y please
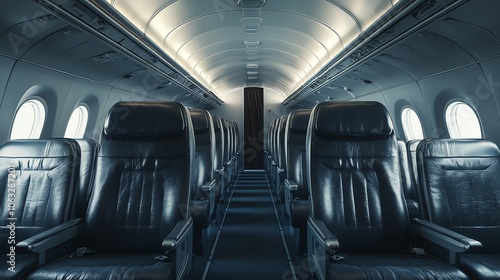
104,102 -> 185,138
314,101 -> 394,137
189,109 -> 210,134
289,109 -> 311,133
421,139 -> 500,157
0,139 -> 76,157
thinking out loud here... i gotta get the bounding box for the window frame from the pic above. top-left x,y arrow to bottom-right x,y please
445,100 -> 483,139
64,104 -> 89,138
401,107 -> 424,141
9,98 -> 46,140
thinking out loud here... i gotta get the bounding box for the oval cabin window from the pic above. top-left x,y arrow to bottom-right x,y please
445,101 -> 482,138
401,107 -> 424,141
64,105 -> 89,138
10,99 -> 46,140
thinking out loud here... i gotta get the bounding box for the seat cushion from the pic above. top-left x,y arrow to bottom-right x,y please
29,253 -> 175,280
459,253 -> 500,279
328,253 -> 468,280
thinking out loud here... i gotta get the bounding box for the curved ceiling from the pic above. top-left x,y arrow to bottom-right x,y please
96,0 -> 400,101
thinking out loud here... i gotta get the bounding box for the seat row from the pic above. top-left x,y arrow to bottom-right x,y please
0,101 -> 241,280
265,101 -> 500,280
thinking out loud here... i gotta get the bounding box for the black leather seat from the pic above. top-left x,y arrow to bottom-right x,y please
283,109 -> 311,255
267,118 -> 279,185
221,119 -> 232,191
269,115 -> 286,203
397,140 -> 420,218
28,102 -> 194,280
0,139 -> 81,280
226,121 -> 240,181
73,139 -> 99,219
265,120 -> 275,175
417,139 -> 500,279
211,116 -> 226,219
306,101 -> 469,280
232,122 -> 241,176
189,108 -> 216,256
275,115 -> 288,205
407,139 -> 425,219
211,116 -> 224,199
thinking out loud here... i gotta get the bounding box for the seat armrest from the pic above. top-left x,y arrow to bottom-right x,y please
162,218 -> 193,252
272,160 -> 278,166
308,218 -> 339,253
215,167 -> 225,175
277,167 -> 285,174
284,179 -> 298,191
412,219 -> 482,252
202,179 -> 216,191
307,218 -> 339,280
17,219 -> 84,253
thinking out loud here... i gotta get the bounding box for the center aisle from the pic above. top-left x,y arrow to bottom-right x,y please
203,170 -> 294,280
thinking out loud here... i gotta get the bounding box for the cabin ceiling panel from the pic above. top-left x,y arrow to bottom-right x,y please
396,32 -> 476,72
0,1 -> 54,35
93,0 -> 401,100
328,75 -> 380,97
21,28 -> 90,66
444,0 -> 500,43
379,46 -> 441,79
428,20 -> 500,61
347,61 -> 415,90
377,25 -> 478,81
0,16 -> 65,58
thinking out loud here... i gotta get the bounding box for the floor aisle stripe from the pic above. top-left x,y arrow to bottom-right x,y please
265,173 -> 298,280
201,174 -> 241,280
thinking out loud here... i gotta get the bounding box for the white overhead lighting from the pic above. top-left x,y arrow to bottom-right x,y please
236,0 -> 266,8
246,64 -> 259,69
243,40 -> 261,47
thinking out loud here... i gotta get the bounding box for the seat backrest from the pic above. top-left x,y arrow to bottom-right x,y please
233,122 -> 240,154
278,115 -> 289,171
267,119 -> 277,172
417,139 -> 500,252
268,120 -> 274,155
85,101 -> 194,253
271,118 -> 281,163
0,139 -> 80,250
285,109 -> 311,199
232,122 -> 240,168
222,119 -> 231,165
212,115 -> 224,174
397,140 -> 419,218
407,139 -> 422,188
307,101 -> 410,253
189,109 -> 215,199
73,139 -> 99,218
229,122 -> 235,157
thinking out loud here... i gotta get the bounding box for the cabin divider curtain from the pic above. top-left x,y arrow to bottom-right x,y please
244,87 -> 264,169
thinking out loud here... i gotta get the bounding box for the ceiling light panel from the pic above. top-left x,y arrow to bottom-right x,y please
236,0 -> 267,8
